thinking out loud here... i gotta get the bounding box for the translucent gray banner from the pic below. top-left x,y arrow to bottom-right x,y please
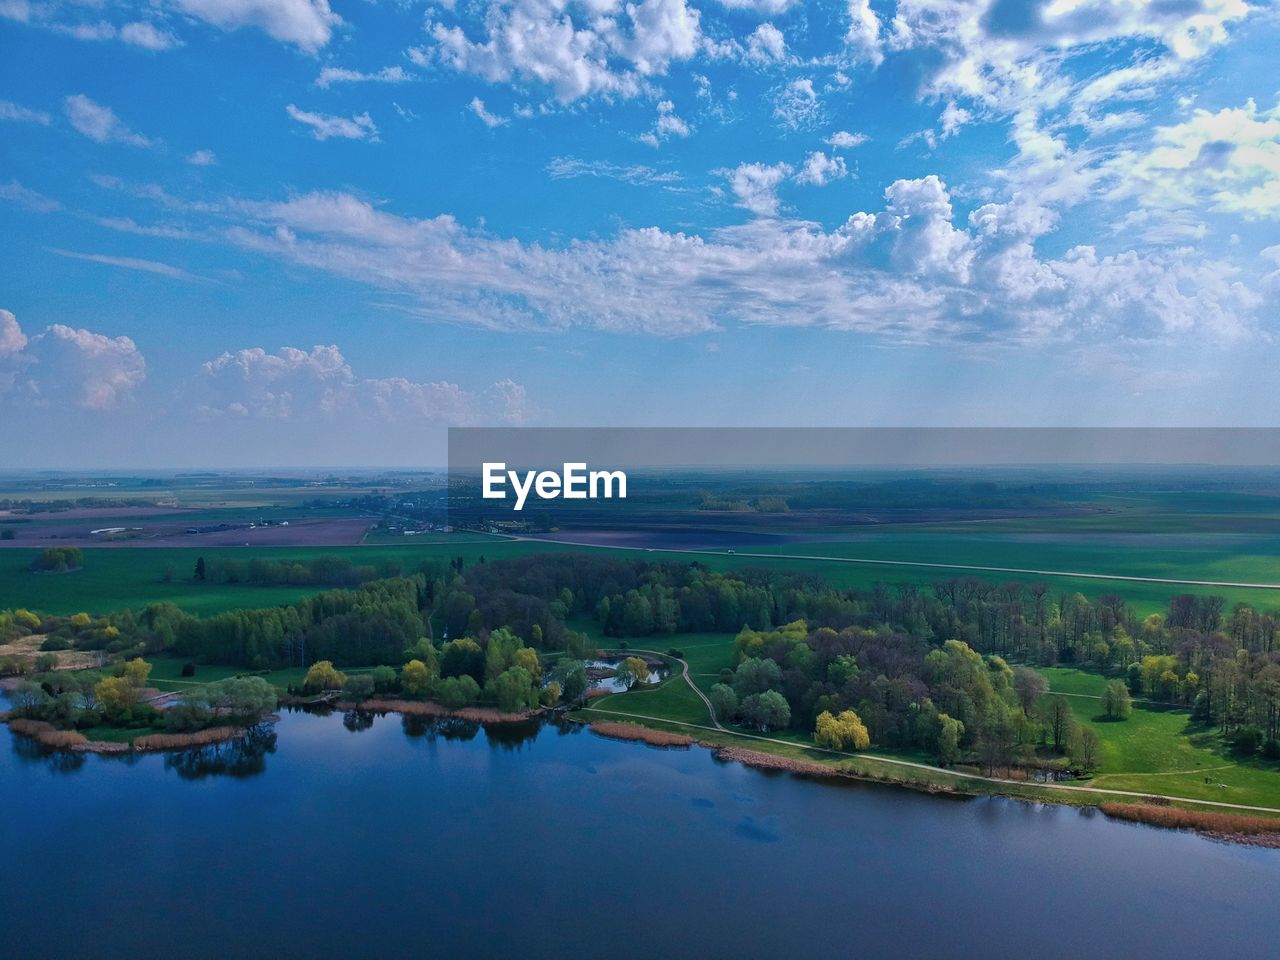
449,427 -> 1280,471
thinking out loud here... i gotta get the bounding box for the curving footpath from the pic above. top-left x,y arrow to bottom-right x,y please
629,648 -> 725,731
584,705 -> 1280,815
586,655 -> 1280,817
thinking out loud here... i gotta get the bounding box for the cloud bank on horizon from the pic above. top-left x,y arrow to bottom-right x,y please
2,0 -> 1279,464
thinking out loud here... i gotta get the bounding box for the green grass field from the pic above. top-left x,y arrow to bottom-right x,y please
589,670 -> 712,725
10,537 -> 1280,619
0,541 -> 559,616
579,630 -> 1280,809
11,529 -> 1280,619
141,656 -> 374,693
1037,666 -> 1280,807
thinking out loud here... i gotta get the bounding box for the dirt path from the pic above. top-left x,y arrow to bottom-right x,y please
580,706 -> 1280,816
626,648 -> 724,731
520,537 -> 1280,591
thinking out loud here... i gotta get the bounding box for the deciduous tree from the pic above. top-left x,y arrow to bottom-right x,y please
813,709 -> 870,751
304,660 -> 346,693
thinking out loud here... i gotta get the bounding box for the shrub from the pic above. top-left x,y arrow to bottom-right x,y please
709,683 -> 738,720
39,637 -> 71,652
165,696 -> 214,732
31,547 -> 83,573
1262,739 -> 1280,761
344,674 -> 375,700
181,662 -> 196,678
438,675 -> 479,709
303,660 -> 346,693
1229,725 -> 1263,756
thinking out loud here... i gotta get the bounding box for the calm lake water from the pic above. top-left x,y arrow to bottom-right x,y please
4,708 -> 1277,960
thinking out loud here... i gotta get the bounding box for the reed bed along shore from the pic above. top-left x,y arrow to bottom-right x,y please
711,745 -> 833,776
132,726 -> 251,750
589,720 -> 695,747
1101,803 -> 1280,847
5,716 -> 257,753
339,698 -> 533,724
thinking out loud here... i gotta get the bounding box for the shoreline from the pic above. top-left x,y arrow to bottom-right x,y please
571,713 -> 1280,845
5,716 -> 265,753
327,697 -> 540,725
7,703 -> 1279,847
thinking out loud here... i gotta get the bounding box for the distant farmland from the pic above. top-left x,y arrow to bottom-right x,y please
7,534 -> 1280,618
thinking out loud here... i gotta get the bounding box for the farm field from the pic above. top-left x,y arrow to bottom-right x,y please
740,530 -> 1280,584
549,540 -> 1280,614
11,528 -> 1280,617
0,541 -> 555,615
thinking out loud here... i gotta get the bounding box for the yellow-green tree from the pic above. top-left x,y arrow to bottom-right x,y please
96,676 -> 138,723
13,609 -> 40,631
304,660 -> 346,692
1139,654 -> 1178,697
1102,679 -> 1132,720
122,657 -> 152,687
616,656 -> 650,689
400,659 -> 432,696
813,709 -> 870,751
513,647 -> 541,678
937,713 -> 964,765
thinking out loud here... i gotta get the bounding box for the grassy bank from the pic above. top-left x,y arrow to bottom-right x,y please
572,632 -> 1280,813
1035,666 -> 1280,807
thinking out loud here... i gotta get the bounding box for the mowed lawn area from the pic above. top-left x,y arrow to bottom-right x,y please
140,656 -> 375,693
582,633 -> 1280,809
1037,666 -> 1280,808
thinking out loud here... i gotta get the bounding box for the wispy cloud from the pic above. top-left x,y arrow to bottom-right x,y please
316,65 -> 411,89
51,248 -> 207,281
64,94 -> 152,146
0,180 -> 60,212
286,104 -> 378,141
468,97 -> 508,128
0,99 -> 51,125
547,157 -> 681,185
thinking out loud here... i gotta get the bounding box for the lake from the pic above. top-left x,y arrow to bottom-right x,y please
3,708 -> 1276,959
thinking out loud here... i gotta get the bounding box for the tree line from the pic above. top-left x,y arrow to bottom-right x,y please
5,552 -> 1280,759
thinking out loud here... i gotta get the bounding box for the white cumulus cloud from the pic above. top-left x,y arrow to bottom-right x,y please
170,0 -> 339,53
199,343 -> 528,424
794,151 -> 847,186
0,312 -> 147,409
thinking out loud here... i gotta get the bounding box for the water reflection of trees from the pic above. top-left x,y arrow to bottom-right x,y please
343,710 -> 376,733
400,715 -> 481,742
484,719 -> 541,751
11,734 -> 89,774
163,726 -> 278,780
398,714 -> 544,750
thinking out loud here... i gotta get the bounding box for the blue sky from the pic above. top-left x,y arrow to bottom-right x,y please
2,0 -> 1278,466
